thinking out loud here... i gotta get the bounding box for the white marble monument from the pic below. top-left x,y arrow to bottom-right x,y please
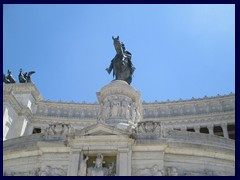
3,81 -> 235,176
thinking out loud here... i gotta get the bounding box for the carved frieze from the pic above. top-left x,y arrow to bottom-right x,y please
165,166 -> 178,176
98,95 -> 140,124
78,153 -> 116,176
4,168 -> 40,176
143,94 -> 235,119
44,123 -> 73,140
39,166 -> 67,176
35,102 -> 99,119
133,164 -> 164,176
136,121 -> 162,138
183,169 -> 213,176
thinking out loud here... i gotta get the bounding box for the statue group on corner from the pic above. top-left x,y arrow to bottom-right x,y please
106,36 -> 135,85
3,68 -> 35,84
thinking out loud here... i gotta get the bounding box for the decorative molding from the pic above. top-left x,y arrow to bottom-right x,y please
4,168 -> 41,176
143,95 -> 235,118
97,80 -> 143,123
136,121 -> 162,138
35,101 -> 99,119
3,83 -> 43,101
133,164 -> 164,176
164,129 -> 235,149
183,169 -> 214,176
39,166 -> 67,176
165,166 -> 178,176
3,94 -> 23,114
43,123 -> 74,140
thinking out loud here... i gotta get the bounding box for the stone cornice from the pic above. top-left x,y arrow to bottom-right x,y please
4,92 -> 35,121
18,107 -> 34,120
164,130 -> 235,149
3,83 -> 235,128
142,94 -> 235,118
3,83 -> 43,101
35,102 -> 99,119
37,100 -> 99,107
3,94 -> 23,113
97,80 -> 141,103
32,115 -> 97,126
143,92 -> 235,105
148,111 -> 235,126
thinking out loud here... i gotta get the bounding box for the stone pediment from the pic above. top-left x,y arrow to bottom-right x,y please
77,122 -> 132,136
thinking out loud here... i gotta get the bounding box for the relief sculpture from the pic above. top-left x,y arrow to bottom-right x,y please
77,153 -> 116,176
87,153 -> 108,176
134,164 -> 164,176
40,166 -> 66,176
78,155 -> 89,176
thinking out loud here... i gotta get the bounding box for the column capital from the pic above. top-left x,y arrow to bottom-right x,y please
207,124 -> 214,128
221,122 -> 228,127
71,148 -> 82,154
118,148 -> 129,153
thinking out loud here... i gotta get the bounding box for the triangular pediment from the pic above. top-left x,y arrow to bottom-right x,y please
77,123 -> 131,136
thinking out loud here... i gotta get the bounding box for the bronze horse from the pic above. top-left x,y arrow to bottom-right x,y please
106,36 -> 135,84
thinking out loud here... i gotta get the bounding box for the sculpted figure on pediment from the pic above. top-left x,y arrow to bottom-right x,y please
111,96 -> 120,117
166,167 -> 178,176
62,124 -> 70,135
137,123 -> 145,134
121,100 -> 130,119
87,153 -> 108,176
52,124 -> 64,134
44,126 -> 54,136
108,162 -> 115,176
151,165 -> 164,176
136,121 -> 161,137
78,155 -> 89,176
103,98 -> 111,118
44,123 -> 71,140
134,165 -> 163,176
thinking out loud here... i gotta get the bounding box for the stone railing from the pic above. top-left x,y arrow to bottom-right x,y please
142,93 -> 234,118
34,94 -> 234,120
35,101 -> 99,119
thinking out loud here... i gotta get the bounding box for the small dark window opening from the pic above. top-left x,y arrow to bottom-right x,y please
214,125 -> 224,137
173,128 -> 181,131
227,124 -> 235,140
187,128 -> 195,132
33,128 -> 41,134
200,127 -> 209,134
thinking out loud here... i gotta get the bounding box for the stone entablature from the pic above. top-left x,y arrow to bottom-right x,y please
3,124 -> 235,176
3,83 -> 43,101
3,82 -> 235,141
32,94 -> 235,123
3,83 -> 234,122
35,101 -> 99,119
142,93 -> 235,118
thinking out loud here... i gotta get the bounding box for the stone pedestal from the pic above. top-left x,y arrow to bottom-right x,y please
97,80 -> 142,127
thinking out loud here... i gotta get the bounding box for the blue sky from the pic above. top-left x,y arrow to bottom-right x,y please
3,4 -> 235,103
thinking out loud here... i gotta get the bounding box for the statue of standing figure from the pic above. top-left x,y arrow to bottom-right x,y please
87,153 -> 108,176
3,69 -> 35,84
18,68 -> 35,83
3,70 -> 16,83
106,36 -> 135,84
78,155 -> 89,176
